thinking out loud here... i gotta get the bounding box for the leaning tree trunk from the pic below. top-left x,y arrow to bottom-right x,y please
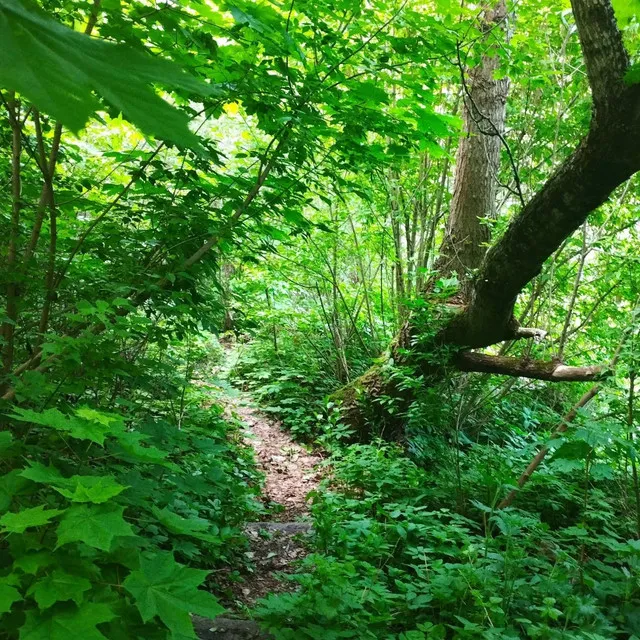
336,0 -> 640,439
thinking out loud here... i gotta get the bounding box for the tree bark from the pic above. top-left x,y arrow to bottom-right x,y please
437,0 -> 509,289
455,352 -> 603,382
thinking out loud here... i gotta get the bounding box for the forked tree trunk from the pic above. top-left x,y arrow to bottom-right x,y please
336,0 -> 640,439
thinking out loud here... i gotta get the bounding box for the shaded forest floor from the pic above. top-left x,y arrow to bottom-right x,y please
186,344 -> 640,639
225,398 -> 322,606
194,356 -> 324,638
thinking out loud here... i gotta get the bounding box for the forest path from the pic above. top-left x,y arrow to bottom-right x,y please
233,401 -> 322,524
195,368 -> 323,639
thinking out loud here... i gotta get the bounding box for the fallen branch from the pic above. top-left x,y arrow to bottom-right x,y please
455,352 -> 603,382
514,327 -> 548,341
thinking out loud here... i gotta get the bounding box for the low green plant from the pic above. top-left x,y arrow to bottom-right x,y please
230,340 -> 333,440
255,442 -> 640,639
0,386 -> 262,638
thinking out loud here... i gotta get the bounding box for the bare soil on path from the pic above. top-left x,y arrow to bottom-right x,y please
228,398 -> 322,607
233,402 -> 323,523
195,390 -> 323,639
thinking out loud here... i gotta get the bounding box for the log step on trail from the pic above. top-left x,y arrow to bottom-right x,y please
193,616 -> 272,640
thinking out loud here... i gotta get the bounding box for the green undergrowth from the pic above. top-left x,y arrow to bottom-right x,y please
0,343 -> 264,639
225,323 -> 640,640
255,440 -> 640,639
229,339 -> 339,441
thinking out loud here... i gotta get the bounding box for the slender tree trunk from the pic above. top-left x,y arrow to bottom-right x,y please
349,214 -> 379,345
436,0 -> 509,290
331,235 -> 349,382
389,175 -> 408,320
265,287 -> 278,355
3,95 -> 22,374
627,369 -> 640,537
221,262 -> 236,333
557,223 -> 588,359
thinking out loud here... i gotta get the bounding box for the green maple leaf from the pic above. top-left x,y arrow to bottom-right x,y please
123,552 -> 224,638
152,506 -> 220,543
56,504 -> 135,551
0,0 -> 222,151
20,461 -> 66,485
111,432 -> 172,466
55,476 -> 128,504
75,407 -> 123,427
13,551 -> 55,575
416,111 -> 458,137
65,417 -> 118,445
27,570 -> 92,610
0,583 -> 21,615
152,507 -> 209,534
19,602 -> 114,640
20,461 -> 128,503
9,408 -> 118,445
0,505 -> 64,533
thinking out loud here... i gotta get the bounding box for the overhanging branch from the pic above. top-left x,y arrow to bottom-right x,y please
443,0 -> 640,350
455,352 -> 604,382
570,0 -> 629,116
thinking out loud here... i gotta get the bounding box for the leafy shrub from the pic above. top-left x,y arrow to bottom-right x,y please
230,340 -> 332,440
0,393 -> 262,638
256,442 -> 640,639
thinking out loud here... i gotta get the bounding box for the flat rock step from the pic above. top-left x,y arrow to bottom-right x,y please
244,521 -> 313,534
194,616 -> 272,640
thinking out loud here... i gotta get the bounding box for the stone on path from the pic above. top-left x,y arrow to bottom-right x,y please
193,616 -> 272,640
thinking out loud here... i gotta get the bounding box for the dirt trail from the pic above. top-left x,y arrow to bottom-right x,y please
195,352 -> 324,639
234,402 -> 322,522
224,398 -> 322,608
197,397 -> 323,638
